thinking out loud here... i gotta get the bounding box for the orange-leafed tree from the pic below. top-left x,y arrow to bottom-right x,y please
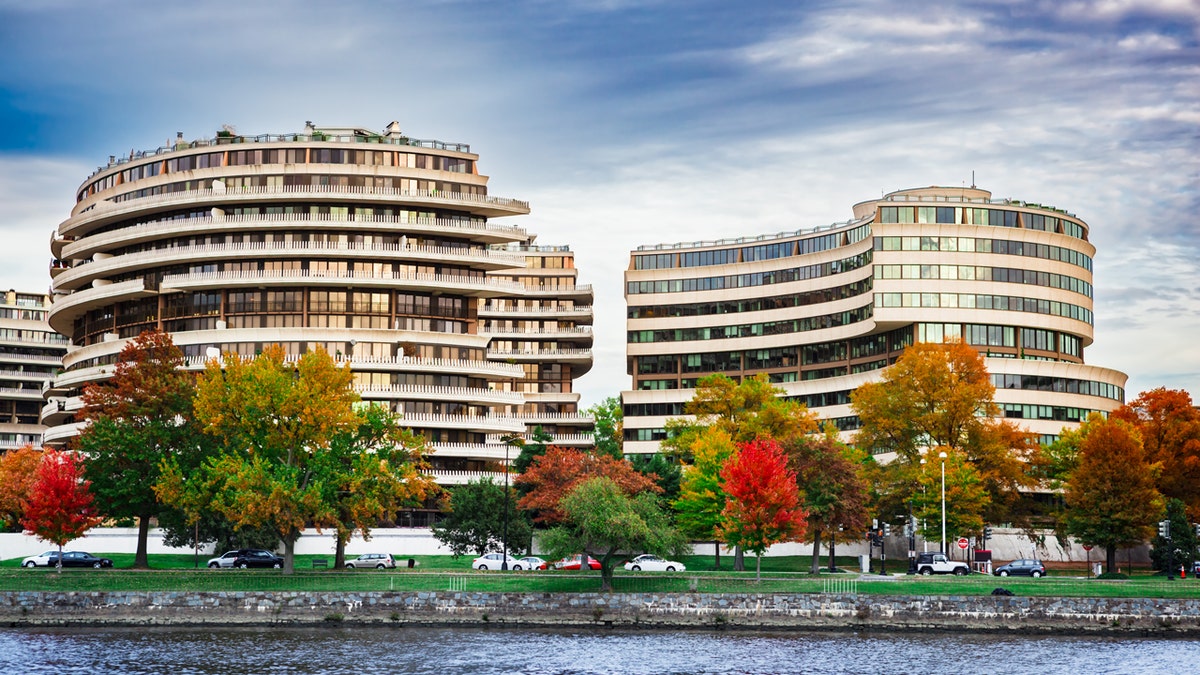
75,329 -> 204,568
718,439 -> 807,581
0,445 -> 43,532
1063,414 -> 1163,574
1111,387 -> 1200,517
788,431 -> 870,574
515,446 -> 660,524
21,450 -> 102,572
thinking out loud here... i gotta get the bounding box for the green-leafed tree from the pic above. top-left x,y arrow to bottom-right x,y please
1150,498 -> 1197,575
74,330 -> 208,568
540,476 -> 689,592
672,427 -> 737,568
512,426 -> 555,475
586,396 -> 623,459
431,477 -> 532,558
662,374 -> 818,459
629,452 -> 681,502
1063,414 -> 1163,574
910,447 -> 990,550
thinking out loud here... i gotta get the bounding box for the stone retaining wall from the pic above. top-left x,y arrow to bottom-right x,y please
3,591 -> 1198,634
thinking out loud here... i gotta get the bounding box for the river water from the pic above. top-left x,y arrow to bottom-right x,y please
1,625 -> 1196,674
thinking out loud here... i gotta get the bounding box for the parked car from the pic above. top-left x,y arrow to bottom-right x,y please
994,559 -> 1046,578
623,554 -> 685,572
516,556 -> 548,571
914,552 -> 970,576
22,551 -> 112,568
554,554 -> 602,570
232,550 -> 284,569
345,553 -> 397,569
207,549 -> 259,569
471,553 -> 522,570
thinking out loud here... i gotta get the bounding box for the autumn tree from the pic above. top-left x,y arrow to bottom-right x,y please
320,404 -> 439,567
1111,388 -> 1200,517
22,451 -> 102,571
0,445 -> 42,532
910,447 -> 990,551
851,340 -> 1039,532
511,426 -> 555,475
159,345 -> 360,573
672,427 -> 737,568
788,432 -> 870,574
719,439 -> 807,581
431,477 -> 533,557
586,396 -> 623,459
515,446 -> 660,524
540,476 -> 689,592
1063,414 -> 1163,574
75,329 -> 205,568
663,374 -> 818,458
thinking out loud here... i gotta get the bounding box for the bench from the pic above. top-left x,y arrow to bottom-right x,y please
311,559 -> 329,569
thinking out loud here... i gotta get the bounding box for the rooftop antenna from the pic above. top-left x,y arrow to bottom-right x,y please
971,171 -> 976,189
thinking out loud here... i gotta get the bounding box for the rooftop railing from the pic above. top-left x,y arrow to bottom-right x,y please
635,217 -> 871,252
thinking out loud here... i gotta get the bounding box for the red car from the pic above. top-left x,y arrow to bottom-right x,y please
553,554 -> 601,570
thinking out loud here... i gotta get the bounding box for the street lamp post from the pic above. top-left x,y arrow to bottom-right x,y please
939,451 -> 948,556
499,433 -> 524,572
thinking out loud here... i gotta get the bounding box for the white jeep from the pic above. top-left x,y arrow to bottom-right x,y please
915,552 -> 971,576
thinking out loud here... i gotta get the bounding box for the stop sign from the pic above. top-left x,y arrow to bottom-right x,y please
957,537 -> 969,550
1083,544 -> 1094,551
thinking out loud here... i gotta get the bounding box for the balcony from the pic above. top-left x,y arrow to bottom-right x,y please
46,278 -> 154,335
40,422 -> 87,446
477,305 -> 594,319
486,348 -> 593,363
159,269 -> 526,298
428,469 -> 508,486
393,413 -> 525,433
357,384 -> 524,407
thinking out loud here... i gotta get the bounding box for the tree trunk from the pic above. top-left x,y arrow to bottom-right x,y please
828,535 -> 837,573
734,545 -> 745,572
1106,544 -> 1117,575
56,543 -> 63,574
284,531 -> 297,575
134,513 -> 151,569
714,540 -> 721,569
810,528 -> 822,575
334,532 -> 347,569
755,553 -> 762,582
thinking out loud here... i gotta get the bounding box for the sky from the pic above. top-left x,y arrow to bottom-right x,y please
0,0 -> 1196,407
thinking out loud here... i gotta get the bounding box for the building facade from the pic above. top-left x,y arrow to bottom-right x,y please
0,290 -> 69,452
42,122 -> 593,486
622,186 -> 1127,454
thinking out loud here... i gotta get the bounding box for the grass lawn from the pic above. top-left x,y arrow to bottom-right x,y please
3,552 -> 1198,598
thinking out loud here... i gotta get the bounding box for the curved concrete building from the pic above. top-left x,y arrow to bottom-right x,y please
622,186 -> 1127,454
42,122 -> 593,488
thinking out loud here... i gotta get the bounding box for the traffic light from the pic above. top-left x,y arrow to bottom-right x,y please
1194,523 -> 1200,538
883,523 -> 891,537
1158,520 -> 1171,539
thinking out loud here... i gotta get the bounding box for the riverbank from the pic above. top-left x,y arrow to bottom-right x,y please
4,590 -> 1198,635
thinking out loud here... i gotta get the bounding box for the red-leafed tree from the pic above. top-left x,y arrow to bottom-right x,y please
0,445 -> 43,532
719,439 -> 807,581
21,451 -> 102,572
515,446 -> 660,524
1111,388 -> 1200,517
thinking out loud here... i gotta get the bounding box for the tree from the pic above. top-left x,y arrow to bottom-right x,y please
75,329 -> 203,568
851,340 -> 1039,532
910,448 -> 990,549
1150,498 -> 1197,576
515,446 -> 660,524
788,432 -> 871,574
21,451 -> 101,572
0,445 -> 41,532
320,404 -> 440,568
540,476 -> 689,592
431,478 -> 532,557
672,427 -> 736,568
163,345 -> 361,573
511,426 -> 554,475
586,396 -> 623,459
718,439 -> 807,581
663,374 -> 818,457
1112,388 -> 1200,517
629,451 -> 681,502
1063,414 -> 1163,574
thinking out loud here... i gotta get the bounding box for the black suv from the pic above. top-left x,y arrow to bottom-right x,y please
232,549 -> 284,569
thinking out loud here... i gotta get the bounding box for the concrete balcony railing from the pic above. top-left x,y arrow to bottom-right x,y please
486,432 -> 594,445
427,443 -> 518,461
477,305 -> 594,318
53,242 -> 529,290
394,413 -> 525,433
479,327 -> 593,336
486,349 -> 593,362
158,269 -> 527,297
59,213 -> 528,259
0,352 -> 66,365
176,354 -> 525,380
62,186 -> 530,237
40,422 -> 87,446
496,412 -> 595,425
358,384 -> 524,406
428,469 -> 508,486
46,278 -> 153,335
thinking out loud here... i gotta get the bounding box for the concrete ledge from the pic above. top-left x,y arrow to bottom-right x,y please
3,591 -> 1199,635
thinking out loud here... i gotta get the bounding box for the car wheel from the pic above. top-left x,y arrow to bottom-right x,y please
478,564 -> 487,570
376,563 -> 386,569
999,570 -> 1009,577
954,567 -> 968,576
1032,570 -> 1042,578
345,563 -> 355,569
23,561 -> 35,568
93,562 -> 102,569
208,562 -> 220,569
666,566 -> 676,572
631,565 -> 641,571
238,563 -> 249,569
513,564 -> 523,571
919,567 -> 932,575
273,562 -> 281,569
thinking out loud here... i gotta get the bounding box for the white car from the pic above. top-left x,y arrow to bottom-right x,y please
345,553 -> 397,569
516,556 -> 547,571
624,554 -> 685,572
206,550 -> 242,569
22,551 -> 59,568
471,553 -> 523,570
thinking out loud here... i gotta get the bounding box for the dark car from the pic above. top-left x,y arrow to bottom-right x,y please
232,550 -> 284,569
23,551 -> 113,568
994,558 -> 1046,577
